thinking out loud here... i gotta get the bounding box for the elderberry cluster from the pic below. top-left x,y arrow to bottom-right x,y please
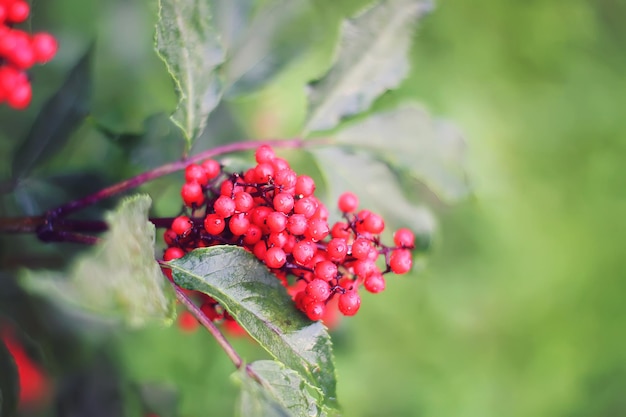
0,0 -> 57,109
163,145 -> 415,325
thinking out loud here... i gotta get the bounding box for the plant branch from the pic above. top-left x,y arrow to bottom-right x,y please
170,282 -> 263,384
51,138 -> 322,218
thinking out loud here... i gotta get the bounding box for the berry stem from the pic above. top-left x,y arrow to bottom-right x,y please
171,282 -> 263,383
50,138 -> 319,219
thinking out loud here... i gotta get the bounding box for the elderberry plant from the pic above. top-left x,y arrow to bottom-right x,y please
0,0 -> 468,416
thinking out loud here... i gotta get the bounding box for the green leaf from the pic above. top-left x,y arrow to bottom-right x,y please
21,195 -> 175,327
304,0 -> 432,133
218,0 -> 320,97
155,0 -> 225,146
235,360 -> 332,417
327,103 -> 469,202
169,246 -> 337,408
0,339 -> 19,417
11,47 -> 92,180
312,147 -> 436,244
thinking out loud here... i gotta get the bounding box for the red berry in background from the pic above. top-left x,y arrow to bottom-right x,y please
31,33 -> 58,63
181,182 -> 204,207
338,191 -> 359,213
7,80 -> 31,109
330,221 -> 350,239
8,1 -> 29,23
171,215 -> 193,236
163,229 -> 177,246
304,300 -> 326,321
389,249 -> 413,274
338,291 -> 361,316
178,311 -> 199,332
185,164 -> 208,186
393,228 -> 415,248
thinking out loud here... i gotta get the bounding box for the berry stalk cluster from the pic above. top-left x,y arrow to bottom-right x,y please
0,0 -> 57,109
163,145 -> 415,326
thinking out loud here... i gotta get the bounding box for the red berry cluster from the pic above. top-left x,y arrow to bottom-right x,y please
0,0 -> 58,109
163,145 -> 415,325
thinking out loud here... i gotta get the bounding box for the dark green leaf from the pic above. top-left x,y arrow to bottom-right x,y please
11,47 -> 92,180
304,0 -> 432,133
155,0 -> 225,146
327,103 -> 469,202
169,246 -> 337,408
0,339 -> 19,417
235,360 -> 333,417
21,195 -> 175,327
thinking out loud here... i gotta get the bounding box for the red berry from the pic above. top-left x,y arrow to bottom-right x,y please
393,228 -> 415,248
314,261 -> 338,281
351,238 -> 371,260
362,212 -> 385,234
273,192 -> 294,213
306,279 -> 331,302
178,311 -> 199,332
228,213 -> 250,236
327,238 -> 348,262
213,195 -> 236,218
292,240 -> 317,265
295,175 -> 315,197
201,159 -> 221,179
233,191 -> 254,213
364,273 -> 386,293
304,300 -> 326,321
200,302 -> 223,321
338,291 -> 361,316
306,218 -> 329,242
265,247 -> 286,269
181,182 -> 204,207
31,33 -> 58,63
389,249 -> 412,274
274,169 -> 297,189
204,213 -> 225,235
253,240 -> 268,260
353,259 -> 377,279
185,164 -> 208,186
163,229 -> 177,246
254,163 -> 274,183
266,211 -> 287,233
7,80 -> 31,109
243,224 -> 262,245
8,1 -> 29,23
287,214 -> 308,236
338,192 -> 359,213
330,221 -> 351,239
294,196 -> 318,218
163,247 -> 185,261
255,144 -> 275,163
267,231 -> 288,248
171,215 -> 193,236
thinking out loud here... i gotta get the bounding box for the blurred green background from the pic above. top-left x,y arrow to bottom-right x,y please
2,0 -> 625,416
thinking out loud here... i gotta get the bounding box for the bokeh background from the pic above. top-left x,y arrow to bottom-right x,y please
1,0 -> 625,416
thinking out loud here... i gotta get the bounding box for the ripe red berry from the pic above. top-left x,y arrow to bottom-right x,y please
201,159 -> 221,179
304,300 -> 326,321
8,1 -> 29,23
330,222 -> 351,239
163,229 -> 177,246
338,291 -> 361,316
185,164 -> 208,186
286,213 -> 308,236
181,182 -> 204,207
306,217 -> 329,242
327,238 -> 348,262
6,81 -> 31,109
314,261 -> 338,281
273,192 -> 294,213
171,215 -> 193,236
294,196 -> 318,218
163,247 -> 185,261
362,212 -> 385,234
389,249 -> 413,274
228,213 -> 250,236
292,240 -> 317,265
351,238 -> 371,260
253,240 -> 268,260
243,224 -> 262,245
353,259 -> 377,279
393,228 -> 415,248
31,33 -> 58,63
295,175 -> 315,197
274,169 -> 297,189
364,273 -> 386,293
204,213 -> 225,235
305,279 -> 331,302
338,192 -> 359,213
213,195 -> 236,218
266,211 -> 287,233
265,247 -> 286,269
233,191 -> 254,213
254,163 -> 274,183
178,311 -> 199,332
255,144 -> 275,163
268,231 -> 288,248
